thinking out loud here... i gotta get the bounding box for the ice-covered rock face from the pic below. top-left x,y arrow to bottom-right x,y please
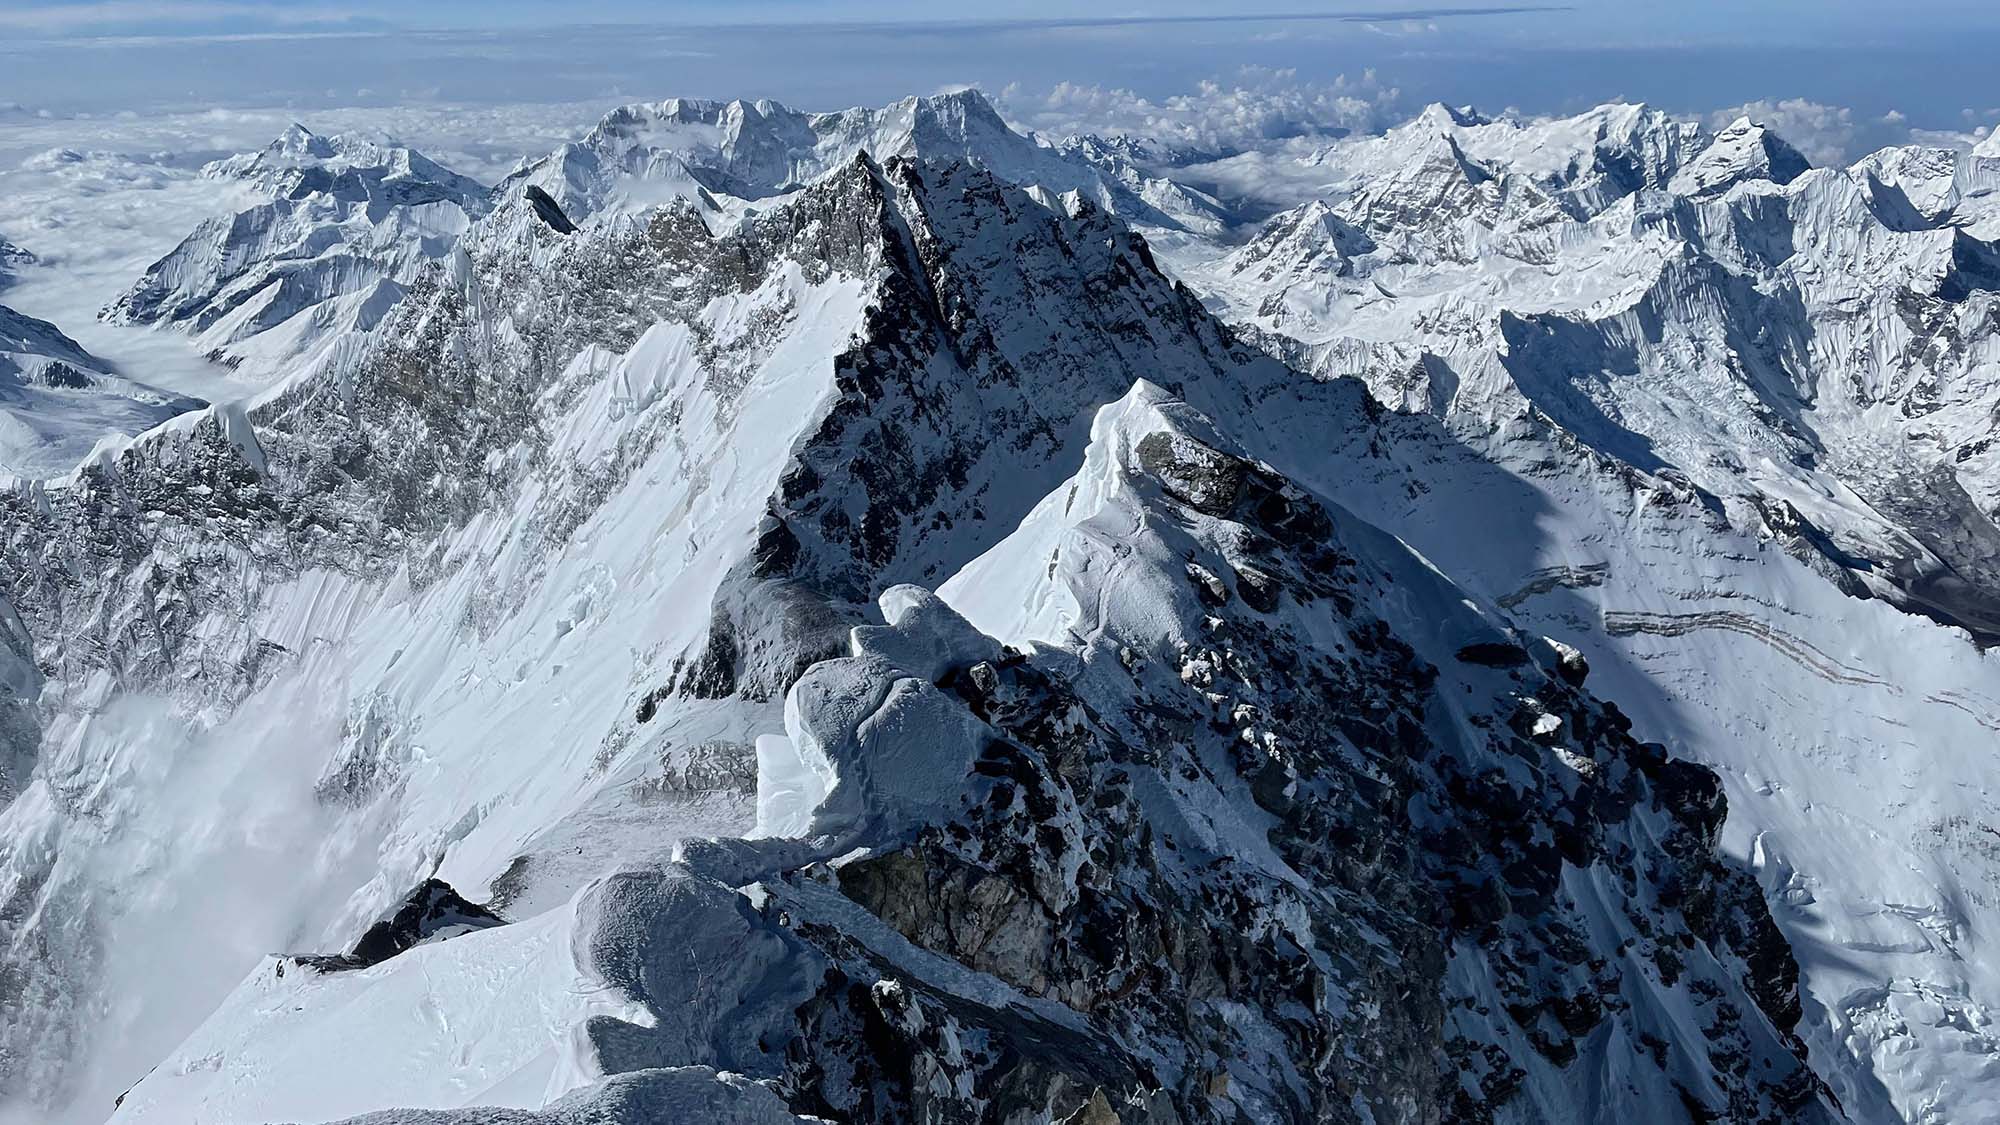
0,592 -> 35,805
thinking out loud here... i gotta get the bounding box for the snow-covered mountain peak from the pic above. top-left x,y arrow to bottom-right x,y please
1318,122 -> 1570,265
1851,142 -> 1966,226
1668,114 -> 1812,198
519,89 -> 1038,220
107,125 -> 493,380
884,86 -> 1019,146
506,89 -> 1236,250
1218,196 -> 1375,288
1492,103 -> 1703,210
1199,101 -> 1700,227
272,121 -> 337,161
0,235 -> 35,292
203,124 -> 489,209
1410,100 -> 1489,132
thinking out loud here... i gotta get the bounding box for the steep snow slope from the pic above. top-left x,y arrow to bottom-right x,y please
3,150 -> 1833,1125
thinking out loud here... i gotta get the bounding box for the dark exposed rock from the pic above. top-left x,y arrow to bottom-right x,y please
524,184 -> 578,235
33,361 -> 92,390
1134,431 -> 1245,515
1230,563 -> 1282,613
292,879 -> 504,973
1183,562 -> 1230,607
1455,641 -> 1532,668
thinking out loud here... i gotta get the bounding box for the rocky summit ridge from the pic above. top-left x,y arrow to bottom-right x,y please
1,88 -> 1997,1124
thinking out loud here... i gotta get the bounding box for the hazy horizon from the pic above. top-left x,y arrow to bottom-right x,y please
2,4 -> 1995,163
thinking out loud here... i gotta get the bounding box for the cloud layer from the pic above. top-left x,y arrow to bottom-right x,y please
997,67 -> 1403,155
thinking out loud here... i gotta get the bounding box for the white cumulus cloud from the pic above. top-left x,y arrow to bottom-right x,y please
995,67 -> 1404,155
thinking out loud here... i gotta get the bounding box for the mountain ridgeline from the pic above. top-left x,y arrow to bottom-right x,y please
1,89 -> 1997,1124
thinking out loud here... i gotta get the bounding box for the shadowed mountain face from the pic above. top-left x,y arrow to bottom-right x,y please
3,89 -> 1999,1125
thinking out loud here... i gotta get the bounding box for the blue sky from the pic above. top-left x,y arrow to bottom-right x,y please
0,1 -> 1994,154
0,1 -> 1993,42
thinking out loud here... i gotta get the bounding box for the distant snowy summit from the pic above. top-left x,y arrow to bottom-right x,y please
203,121 -> 489,206
497,88 -> 1231,232
1666,115 -> 1811,198
1175,98 -> 2000,643
0,236 -> 32,292
102,124 -> 492,379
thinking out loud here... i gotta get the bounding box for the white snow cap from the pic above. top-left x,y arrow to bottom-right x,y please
753,585 -> 997,841
853,584 -> 1002,682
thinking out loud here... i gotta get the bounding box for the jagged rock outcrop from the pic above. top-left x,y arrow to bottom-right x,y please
291,879 -> 505,973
